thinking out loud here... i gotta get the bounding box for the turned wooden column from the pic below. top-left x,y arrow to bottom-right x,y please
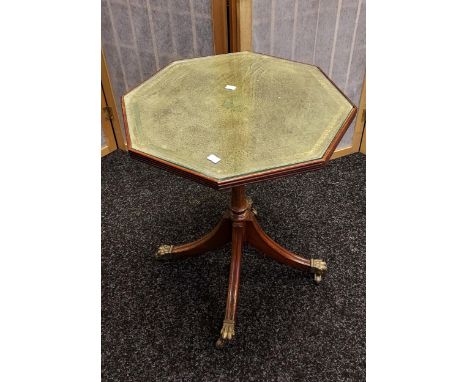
230,186 -> 248,216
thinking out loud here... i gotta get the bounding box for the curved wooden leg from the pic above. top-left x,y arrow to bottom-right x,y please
156,212 -> 231,260
216,222 -> 244,348
245,216 -> 327,283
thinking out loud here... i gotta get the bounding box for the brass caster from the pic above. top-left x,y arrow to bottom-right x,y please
246,197 -> 258,216
311,258 -> 327,284
215,319 -> 235,348
155,244 -> 173,260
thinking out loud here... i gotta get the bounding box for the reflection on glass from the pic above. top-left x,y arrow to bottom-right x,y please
124,52 -> 353,180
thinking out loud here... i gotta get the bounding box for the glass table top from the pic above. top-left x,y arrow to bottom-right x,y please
123,52 -> 354,181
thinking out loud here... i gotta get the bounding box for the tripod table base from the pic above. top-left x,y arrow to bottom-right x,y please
155,186 -> 327,346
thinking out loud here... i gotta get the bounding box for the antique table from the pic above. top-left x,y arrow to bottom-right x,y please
122,52 -> 357,347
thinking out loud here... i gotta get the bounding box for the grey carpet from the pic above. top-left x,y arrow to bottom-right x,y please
101,151 -> 366,382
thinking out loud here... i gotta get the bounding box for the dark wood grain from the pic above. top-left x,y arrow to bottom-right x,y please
230,186 -> 248,214
211,0 -> 229,54
224,220 -> 244,321
246,215 -> 310,271
167,213 -> 232,258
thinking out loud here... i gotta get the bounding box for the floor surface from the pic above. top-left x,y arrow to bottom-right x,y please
101,151 -> 366,381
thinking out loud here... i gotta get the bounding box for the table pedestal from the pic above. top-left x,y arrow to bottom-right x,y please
155,186 -> 327,348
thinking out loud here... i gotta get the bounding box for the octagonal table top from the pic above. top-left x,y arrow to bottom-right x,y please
122,52 -> 356,189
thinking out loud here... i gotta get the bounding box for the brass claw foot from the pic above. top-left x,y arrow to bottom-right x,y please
155,244 -> 173,260
310,258 -> 327,284
215,320 -> 235,349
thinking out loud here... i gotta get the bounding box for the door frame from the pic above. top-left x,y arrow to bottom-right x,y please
356,77 -> 366,154
212,0 -> 252,54
101,49 -> 126,152
212,0 -> 228,54
360,126 -> 366,154
331,76 -> 366,159
235,0 -> 252,51
101,86 -> 117,157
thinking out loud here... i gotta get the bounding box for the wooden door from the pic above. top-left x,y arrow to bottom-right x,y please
360,127 -> 366,154
101,50 -> 126,157
353,76 -> 366,156
101,86 -> 117,157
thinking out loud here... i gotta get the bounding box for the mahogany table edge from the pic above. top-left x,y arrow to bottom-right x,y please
123,104 -> 357,190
